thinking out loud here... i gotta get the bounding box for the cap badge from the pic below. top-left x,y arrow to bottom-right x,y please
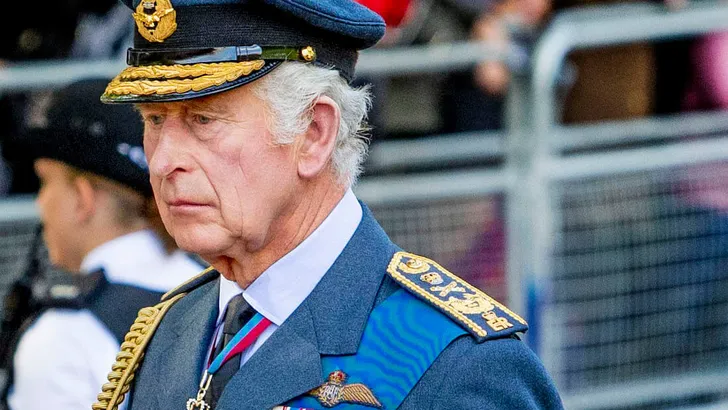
308,370 -> 382,408
132,0 -> 177,43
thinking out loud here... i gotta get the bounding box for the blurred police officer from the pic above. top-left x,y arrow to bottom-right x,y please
2,78 -> 204,410
92,1 -> 563,409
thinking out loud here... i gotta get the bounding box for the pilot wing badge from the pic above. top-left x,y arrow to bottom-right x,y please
308,370 -> 382,408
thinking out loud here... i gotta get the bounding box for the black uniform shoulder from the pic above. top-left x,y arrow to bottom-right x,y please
385,251 -> 528,343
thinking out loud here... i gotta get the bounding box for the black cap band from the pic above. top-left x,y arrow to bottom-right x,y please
127,45 -> 316,67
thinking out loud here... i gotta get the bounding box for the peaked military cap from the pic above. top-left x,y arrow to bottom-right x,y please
24,78 -> 151,196
101,0 -> 386,103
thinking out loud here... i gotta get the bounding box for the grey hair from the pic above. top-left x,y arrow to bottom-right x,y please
252,62 -> 373,188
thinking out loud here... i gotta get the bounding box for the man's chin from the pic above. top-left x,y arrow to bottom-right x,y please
172,227 -> 232,259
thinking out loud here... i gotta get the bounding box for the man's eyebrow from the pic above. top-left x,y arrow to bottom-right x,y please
184,99 -> 229,115
133,103 -> 165,113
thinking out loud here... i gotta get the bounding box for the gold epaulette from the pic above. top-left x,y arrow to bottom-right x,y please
92,266 -> 219,410
386,251 -> 528,343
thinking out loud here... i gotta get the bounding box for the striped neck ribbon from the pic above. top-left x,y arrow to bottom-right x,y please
207,312 -> 272,374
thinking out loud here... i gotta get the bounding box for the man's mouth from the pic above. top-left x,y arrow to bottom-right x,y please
167,199 -> 211,212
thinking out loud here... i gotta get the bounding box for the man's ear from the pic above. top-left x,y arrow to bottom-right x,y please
72,176 -> 97,224
297,96 -> 340,180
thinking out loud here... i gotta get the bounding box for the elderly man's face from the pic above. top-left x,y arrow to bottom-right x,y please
138,85 -> 300,257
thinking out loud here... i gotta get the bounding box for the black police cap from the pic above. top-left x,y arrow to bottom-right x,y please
26,78 -> 150,196
101,0 -> 386,103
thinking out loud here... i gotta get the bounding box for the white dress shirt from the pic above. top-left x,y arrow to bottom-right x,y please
8,229 -> 203,410
211,189 -> 363,367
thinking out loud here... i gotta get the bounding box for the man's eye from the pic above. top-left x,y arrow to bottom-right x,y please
146,114 -> 164,125
194,114 -> 212,125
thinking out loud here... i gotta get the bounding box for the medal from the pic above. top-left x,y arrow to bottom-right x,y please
186,313 -> 272,409
186,372 -> 213,410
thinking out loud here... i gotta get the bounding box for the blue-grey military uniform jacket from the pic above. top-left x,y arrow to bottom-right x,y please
104,206 -> 563,409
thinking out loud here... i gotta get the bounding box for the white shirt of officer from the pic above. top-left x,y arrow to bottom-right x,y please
8,229 -> 202,410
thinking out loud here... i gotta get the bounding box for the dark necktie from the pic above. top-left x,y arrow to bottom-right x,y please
207,294 -> 256,408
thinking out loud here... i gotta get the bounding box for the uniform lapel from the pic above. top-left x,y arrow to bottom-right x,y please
151,279 -> 219,410
216,302 -> 323,410
216,205 -> 400,409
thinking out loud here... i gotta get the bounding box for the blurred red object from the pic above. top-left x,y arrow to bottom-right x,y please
357,0 -> 413,27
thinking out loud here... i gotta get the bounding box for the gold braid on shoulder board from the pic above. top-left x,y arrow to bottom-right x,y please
92,293 -> 185,410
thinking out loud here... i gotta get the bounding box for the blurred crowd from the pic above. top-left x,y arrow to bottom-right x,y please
0,0 -> 725,195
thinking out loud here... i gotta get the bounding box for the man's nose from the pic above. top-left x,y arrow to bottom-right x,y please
148,119 -> 194,178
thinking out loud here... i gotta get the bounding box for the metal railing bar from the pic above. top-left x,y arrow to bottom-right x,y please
550,1 -> 728,50
551,111 -> 728,151
545,137 -> 728,181
365,131 -> 505,172
670,400 -> 728,410
0,196 -> 38,223
354,168 -> 514,206
0,41 -> 510,94
0,59 -> 127,94
357,41 -> 514,77
560,368 -> 728,410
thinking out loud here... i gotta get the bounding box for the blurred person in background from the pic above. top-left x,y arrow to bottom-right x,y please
682,30 -> 728,113
354,0 -> 485,141
445,0 -> 673,128
352,0 -> 417,141
0,78 -> 204,410
0,155 -> 9,196
553,0 -> 657,124
0,0 -> 134,196
69,0 -> 134,60
442,0 -> 552,132
355,0 -> 553,140
654,29 -> 728,210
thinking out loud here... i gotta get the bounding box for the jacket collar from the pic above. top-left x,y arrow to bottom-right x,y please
302,203 -> 399,355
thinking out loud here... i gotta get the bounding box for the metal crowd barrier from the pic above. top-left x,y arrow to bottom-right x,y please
507,1 -> 728,408
2,2 -> 728,409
